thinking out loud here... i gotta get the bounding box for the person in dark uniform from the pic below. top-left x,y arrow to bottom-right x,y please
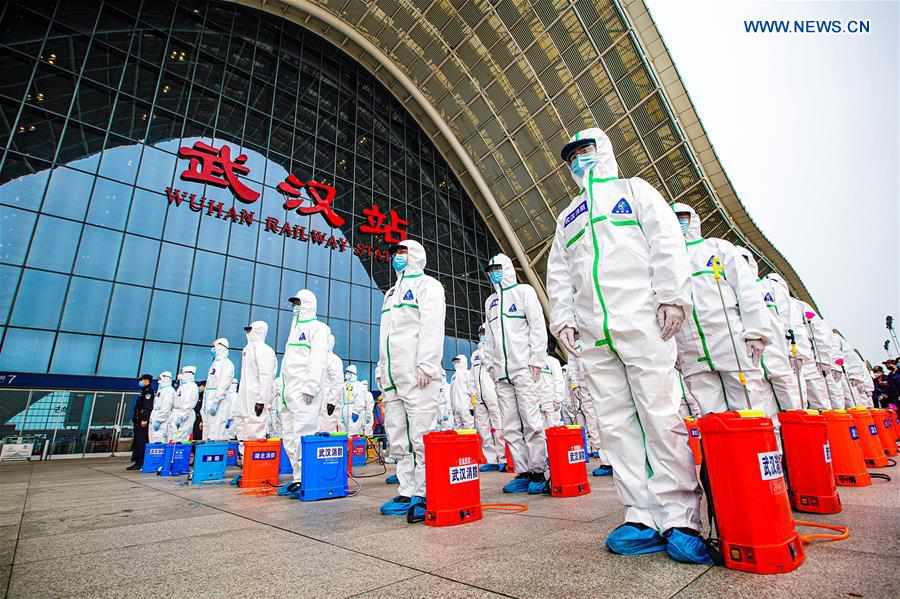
193,381 -> 206,441
128,374 -> 155,470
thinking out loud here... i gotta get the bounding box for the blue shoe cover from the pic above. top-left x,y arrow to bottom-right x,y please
592,465 -> 613,477
606,523 -> 667,556
498,463 -> 508,472
527,478 -> 550,495
479,463 -> 500,472
385,474 -> 399,485
406,496 -> 426,523
502,474 -> 531,494
664,528 -> 713,565
590,451 -> 600,459
380,495 -> 412,516
277,482 -> 300,496
230,475 -> 241,487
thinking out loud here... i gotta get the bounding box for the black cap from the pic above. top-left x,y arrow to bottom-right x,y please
387,243 -> 406,254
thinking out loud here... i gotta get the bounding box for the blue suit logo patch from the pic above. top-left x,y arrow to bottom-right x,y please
764,292 -> 774,302
299,332 -> 307,341
564,200 -> 587,227
706,255 -> 717,267
489,298 -> 498,309
403,290 -> 414,301
508,304 -> 518,313
612,198 -> 632,215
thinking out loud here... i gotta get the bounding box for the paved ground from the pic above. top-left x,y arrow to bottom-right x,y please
1,457 -> 898,599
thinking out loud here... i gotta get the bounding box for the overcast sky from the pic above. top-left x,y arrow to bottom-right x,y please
644,0 -> 900,363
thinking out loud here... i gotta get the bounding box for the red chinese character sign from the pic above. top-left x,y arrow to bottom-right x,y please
276,174 -> 345,228
177,141 -> 259,203
359,204 -> 408,244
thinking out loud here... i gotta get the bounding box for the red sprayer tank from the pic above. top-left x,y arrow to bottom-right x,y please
698,410 -> 804,574
868,408 -> 898,457
545,425 -> 591,497
684,417 -> 702,465
778,410 -> 841,514
423,430 -> 484,527
823,410 -> 870,487
848,407 -> 888,468
239,439 -> 281,488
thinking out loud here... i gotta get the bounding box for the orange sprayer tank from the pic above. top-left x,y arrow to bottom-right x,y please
848,407 -> 888,468
823,411 -> 871,487
698,411 -> 804,574
684,417 -> 702,465
239,439 -> 282,488
778,410 -> 841,514
869,408 -> 898,457
423,430 -> 484,527
545,425 -> 591,497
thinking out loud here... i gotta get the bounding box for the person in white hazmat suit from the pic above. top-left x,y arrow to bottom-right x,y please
277,289 -> 331,495
169,366 -> 198,443
734,247 -> 802,413
337,365 -> 369,435
470,326 -> 506,471
435,374 -> 453,431
671,203 -> 775,418
319,335 -> 344,432
841,340 -> 873,407
564,356 -> 613,477
546,127 -> 708,563
539,355 -> 566,429
234,321 -> 277,444
449,355 -> 475,429
794,300 -> 841,410
270,376 -> 284,437
827,329 -> 849,409
149,371 -> 175,443
361,380 -> 375,436
763,274 -> 812,406
203,338 -> 234,440
377,239 -> 445,519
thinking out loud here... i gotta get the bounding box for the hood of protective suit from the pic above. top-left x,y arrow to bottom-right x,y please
346,364 -> 358,381
487,253 -> 517,288
671,202 -> 701,241
246,320 -> 268,344
395,239 -> 426,274
765,273 -> 789,292
290,289 -> 317,320
213,337 -> 229,359
735,246 -> 759,277
181,367 -> 196,384
563,127 -> 618,187
452,354 -> 468,371
159,371 -> 173,388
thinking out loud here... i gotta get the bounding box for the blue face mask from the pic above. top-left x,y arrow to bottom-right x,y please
488,270 -> 503,285
570,154 -> 599,181
678,218 -> 690,235
392,254 -> 407,272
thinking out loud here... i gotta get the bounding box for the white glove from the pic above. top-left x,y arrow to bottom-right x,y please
209,402 -> 218,417
558,326 -> 579,355
301,393 -> 314,405
745,338 -> 765,366
657,304 -> 685,341
415,367 -> 431,389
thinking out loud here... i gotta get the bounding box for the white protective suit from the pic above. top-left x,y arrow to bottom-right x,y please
361,380 -> 375,435
317,335 -> 344,432
149,371 -> 174,443
281,289 -> 331,483
235,321 -> 277,440
436,375 -> 453,431
203,338 -> 235,440
735,247 -> 802,412
377,239 -> 445,499
270,376 -> 284,437
672,203 -> 775,418
539,355 -> 566,429
338,365 -> 369,435
449,355 -> 475,429
224,379 -> 238,439
796,301 -> 840,410
546,127 -> 701,531
827,330 -> 849,409
565,357 -> 607,461
470,344 -> 505,465
843,343 -> 873,407
763,274 -> 811,407
169,367 -> 198,443
483,253 -> 548,475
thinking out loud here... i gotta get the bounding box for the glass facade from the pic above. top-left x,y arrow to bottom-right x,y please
0,0 -> 502,398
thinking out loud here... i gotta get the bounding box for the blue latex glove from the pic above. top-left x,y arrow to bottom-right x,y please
209,403 -> 218,417
351,413 -> 359,423
176,416 -> 184,428
152,421 -> 161,432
